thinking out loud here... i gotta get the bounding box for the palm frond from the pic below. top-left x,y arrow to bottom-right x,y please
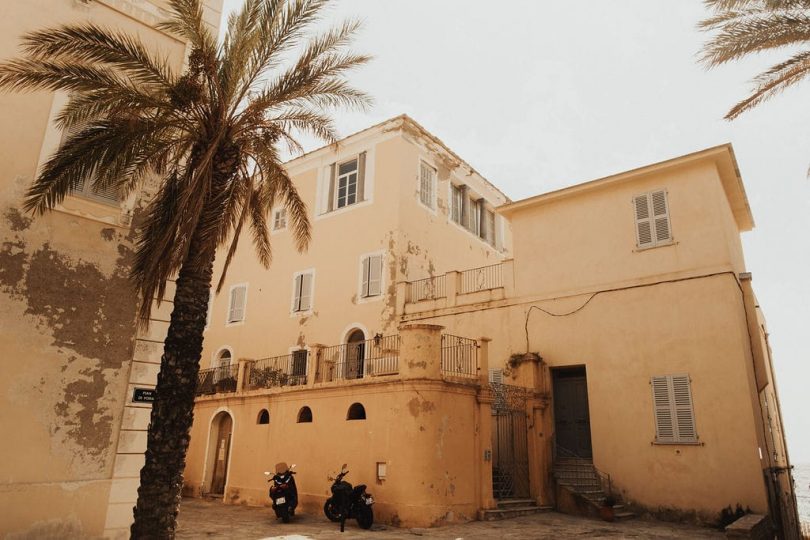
726,49 -> 810,117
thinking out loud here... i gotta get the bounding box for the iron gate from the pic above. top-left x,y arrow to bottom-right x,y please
490,382 -> 531,499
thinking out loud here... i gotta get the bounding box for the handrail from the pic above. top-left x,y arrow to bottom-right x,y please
196,364 -> 239,396
440,334 -> 478,377
554,444 -> 613,499
320,334 -> 400,381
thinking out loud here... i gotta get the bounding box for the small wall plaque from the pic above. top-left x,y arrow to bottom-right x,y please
132,388 -> 156,403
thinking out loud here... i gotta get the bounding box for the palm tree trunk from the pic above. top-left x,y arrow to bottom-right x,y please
131,143 -> 239,539
130,230 -> 214,539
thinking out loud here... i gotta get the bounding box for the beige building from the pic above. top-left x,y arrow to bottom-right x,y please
0,1 -> 223,538
185,118 -> 799,537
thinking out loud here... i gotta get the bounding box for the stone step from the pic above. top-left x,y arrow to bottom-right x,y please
481,505 -> 553,521
496,498 -> 536,509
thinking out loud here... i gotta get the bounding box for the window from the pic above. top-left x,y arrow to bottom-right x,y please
297,406 -> 313,423
488,368 -> 504,384
634,190 -> 672,249
347,403 -> 366,420
60,119 -> 120,205
217,349 -> 232,369
484,209 -> 496,246
651,374 -> 698,444
291,349 -> 308,382
360,254 -> 383,298
272,208 -> 287,231
419,161 -> 436,209
323,152 -> 367,214
257,409 -> 270,424
227,284 -> 247,323
291,271 -> 314,312
450,184 -> 463,224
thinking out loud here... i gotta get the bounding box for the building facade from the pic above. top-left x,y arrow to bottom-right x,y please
184,120 -> 799,536
0,1 -> 223,538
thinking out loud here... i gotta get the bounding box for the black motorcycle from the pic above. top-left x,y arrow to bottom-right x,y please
264,463 -> 297,523
323,464 -> 374,532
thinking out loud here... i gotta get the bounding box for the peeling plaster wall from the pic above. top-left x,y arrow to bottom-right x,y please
0,1 -> 223,537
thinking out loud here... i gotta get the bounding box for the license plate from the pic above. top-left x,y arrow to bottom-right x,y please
365,497 -> 374,505
276,497 -> 286,505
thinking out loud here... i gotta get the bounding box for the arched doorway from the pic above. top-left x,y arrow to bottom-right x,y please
345,329 -> 365,379
206,411 -> 233,496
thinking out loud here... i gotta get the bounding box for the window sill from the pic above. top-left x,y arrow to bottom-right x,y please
651,440 -> 703,446
290,310 -> 313,318
634,240 -> 678,253
225,320 -> 245,327
357,293 -> 384,305
315,199 -> 372,221
54,195 -> 132,229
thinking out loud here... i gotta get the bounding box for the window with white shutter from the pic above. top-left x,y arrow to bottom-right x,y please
488,368 -> 504,384
292,271 -> 314,312
450,184 -> 463,224
419,161 -> 436,210
651,374 -> 697,443
227,285 -> 247,323
272,208 -> 287,231
59,121 -> 121,205
634,190 -> 672,249
360,254 -> 383,298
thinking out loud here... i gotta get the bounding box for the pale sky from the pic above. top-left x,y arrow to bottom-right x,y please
222,0 -> 810,462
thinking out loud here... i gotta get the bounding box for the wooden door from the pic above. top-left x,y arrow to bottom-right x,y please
345,330 -> 365,379
210,414 -> 232,494
553,370 -> 592,458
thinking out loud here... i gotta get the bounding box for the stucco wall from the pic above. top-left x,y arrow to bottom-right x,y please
184,379 -> 483,527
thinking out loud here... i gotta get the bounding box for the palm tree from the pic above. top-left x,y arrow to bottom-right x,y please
699,0 -> 810,119
0,0 -> 370,537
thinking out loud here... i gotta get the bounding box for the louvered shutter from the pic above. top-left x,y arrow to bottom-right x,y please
60,123 -> 119,203
651,190 -> 672,243
672,375 -> 696,441
228,286 -> 246,322
357,151 -> 366,202
488,368 -> 503,384
634,194 -> 654,248
420,162 -> 435,208
327,163 -> 336,212
651,376 -> 675,442
368,255 -> 382,296
361,256 -> 370,297
298,273 -> 312,311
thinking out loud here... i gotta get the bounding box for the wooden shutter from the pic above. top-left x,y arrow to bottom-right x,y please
451,185 -> 462,223
488,368 -> 503,384
634,194 -> 654,248
361,256 -> 370,297
420,161 -> 435,208
651,376 -> 675,441
228,286 -> 246,322
672,374 -> 696,441
651,374 -> 697,443
357,151 -> 366,202
327,163 -> 336,212
298,273 -> 312,311
651,190 -> 671,243
368,255 -> 382,296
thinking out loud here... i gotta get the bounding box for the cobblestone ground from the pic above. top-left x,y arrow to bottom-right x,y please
176,498 -> 723,540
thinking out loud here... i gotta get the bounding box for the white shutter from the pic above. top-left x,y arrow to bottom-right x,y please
651,376 -> 675,442
420,161 -> 435,209
672,375 -> 696,442
634,194 -> 654,248
488,368 -> 503,384
228,285 -> 246,322
299,273 -> 312,311
205,291 -> 214,328
651,374 -> 697,443
651,190 -> 672,243
361,256 -> 370,297
368,255 -> 382,296
293,274 -> 303,311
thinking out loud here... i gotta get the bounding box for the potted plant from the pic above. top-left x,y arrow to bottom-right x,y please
600,495 -> 617,522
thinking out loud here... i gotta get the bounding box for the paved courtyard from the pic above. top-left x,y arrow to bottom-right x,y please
177,498 -> 724,540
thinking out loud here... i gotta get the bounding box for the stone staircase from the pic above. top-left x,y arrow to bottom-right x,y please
481,498 -> 553,521
553,457 -> 635,521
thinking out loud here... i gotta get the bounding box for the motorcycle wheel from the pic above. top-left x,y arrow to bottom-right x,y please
323,499 -> 342,522
356,504 -> 373,530
281,507 -> 291,524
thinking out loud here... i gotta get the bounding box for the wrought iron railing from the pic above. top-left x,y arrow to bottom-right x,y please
553,444 -> 613,499
440,334 -> 478,377
460,263 -> 503,294
196,364 -> 239,396
406,275 -> 446,303
247,353 -> 307,389
321,334 -> 400,381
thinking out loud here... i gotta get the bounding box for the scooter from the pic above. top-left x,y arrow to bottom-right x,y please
323,464 -> 374,532
264,462 -> 297,523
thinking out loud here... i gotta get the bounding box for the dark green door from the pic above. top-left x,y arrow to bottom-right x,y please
553,368 -> 592,458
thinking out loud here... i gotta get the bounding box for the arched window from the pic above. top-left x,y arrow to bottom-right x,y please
297,406 -> 312,423
257,409 -> 269,424
216,349 -> 232,368
346,402 -> 366,420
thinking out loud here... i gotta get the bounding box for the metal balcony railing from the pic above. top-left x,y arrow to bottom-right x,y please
440,334 -> 478,378
321,334 -> 400,381
406,275 -> 446,303
196,364 -> 239,396
459,263 -> 503,294
247,353 -> 307,389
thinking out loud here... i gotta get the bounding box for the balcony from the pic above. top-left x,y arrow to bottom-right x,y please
194,327 -> 486,398
400,261 -> 513,315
